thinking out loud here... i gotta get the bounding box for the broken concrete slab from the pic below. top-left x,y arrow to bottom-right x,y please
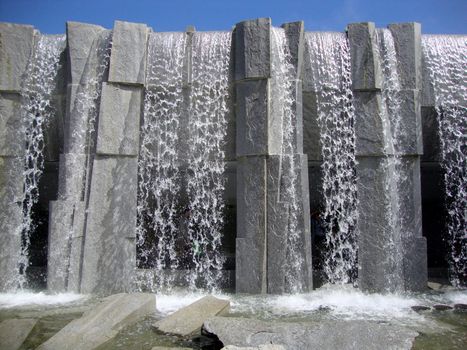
154,296 -> 230,336
37,293 -> 155,350
203,317 -> 418,350
0,318 -> 37,350
222,346 -> 285,350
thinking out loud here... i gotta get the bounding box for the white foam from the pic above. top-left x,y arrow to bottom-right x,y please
0,292 -> 86,308
442,290 -> 467,304
156,292 -> 206,315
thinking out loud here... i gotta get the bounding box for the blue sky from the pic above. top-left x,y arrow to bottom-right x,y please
1,0 -> 465,34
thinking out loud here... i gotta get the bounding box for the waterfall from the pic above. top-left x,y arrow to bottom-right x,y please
305,32 -> 358,284
270,27 -> 304,292
17,34 -> 65,289
376,28 -> 406,291
137,31 -> 231,292
137,32 -> 186,290
422,35 -> 467,286
187,31 -> 231,290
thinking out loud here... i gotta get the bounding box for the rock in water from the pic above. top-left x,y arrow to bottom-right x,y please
154,295 -> 230,336
203,317 -> 418,350
0,318 -> 37,350
37,293 -> 155,350
433,304 -> 453,311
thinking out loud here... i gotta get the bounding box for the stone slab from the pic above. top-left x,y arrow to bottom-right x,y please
235,18 -> 271,80
236,79 -> 269,156
80,156 -> 138,294
347,22 -> 382,91
421,106 -> 441,162
236,156 -> 267,293
0,92 -> 23,156
393,89 -> 423,155
0,22 -> 35,92
403,236 -> 428,291
281,21 -> 304,80
388,23 -> 422,90
0,318 -> 37,350
47,200 -> 85,292
0,156 -> 24,291
302,91 -> 321,161
353,91 -> 387,156
57,153 -> 86,200
223,346 -> 285,350
108,20 -> 148,85
96,83 -> 142,155
356,156 -> 404,293
203,317 -> 418,350
37,293 -> 155,350
154,296 -> 230,336
66,22 -> 105,85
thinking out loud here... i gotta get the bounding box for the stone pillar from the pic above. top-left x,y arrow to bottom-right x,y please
0,23 -> 36,291
47,21 -> 106,292
389,23 -> 427,291
235,18 -> 312,294
79,20 -> 147,294
348,22 -> 426,292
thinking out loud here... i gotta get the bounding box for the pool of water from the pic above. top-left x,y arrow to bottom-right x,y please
1,285 -> 466,349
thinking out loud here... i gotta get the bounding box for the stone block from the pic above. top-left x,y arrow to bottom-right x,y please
293,79 -> 304,154
281,21 -> 304,80
347,22 -> 382,91
0,156 -> 24,291
236,79 -> 269,156
356,156 -> 404,293
388,23 -> 422,90
154,296 -> 230,336
403,236 -> 427,292
353,91 -> 387,156
302,91 -> 321,161
108,21 -> 148,85
0,318 -> 37,350
236,156 -> 267,293
80,156 -> 138,295
421,106 -> 441,162
0,22 -> 35,92
37,293 -> 155,350
66,22 -> 105,85
393,89 -> 422,155
266,155 -> 289,294
235,18 -> 271,80
0,92 -> 23,156
203,317 -> 418,350
47,200 -> 85,292
96,83 -> 142,155
57,153 -> 86,200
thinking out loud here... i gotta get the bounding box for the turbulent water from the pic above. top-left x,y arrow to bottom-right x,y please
137,32 -> 186,289
375,28 -> 407,291
422,35 -> 467,286
16,34 -> 65,289
305,32 -> 358,284
270,28 -> 304,292
137,31 -> 231,292
187,31 -> 231,290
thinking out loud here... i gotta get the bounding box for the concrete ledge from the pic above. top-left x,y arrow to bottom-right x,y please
37,293 -> 155,350
154,296 -> 229,336
0,318 -> 38,350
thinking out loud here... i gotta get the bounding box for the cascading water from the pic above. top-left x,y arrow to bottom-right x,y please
270,28 -> 304,292
376,28 -> 406,290
422,35 -> 467,286
305,32 -> 359,284
187,31 -> 231,290
17,34 -> 65,289
137,32 -> 186,290
137,31 -> 231,292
